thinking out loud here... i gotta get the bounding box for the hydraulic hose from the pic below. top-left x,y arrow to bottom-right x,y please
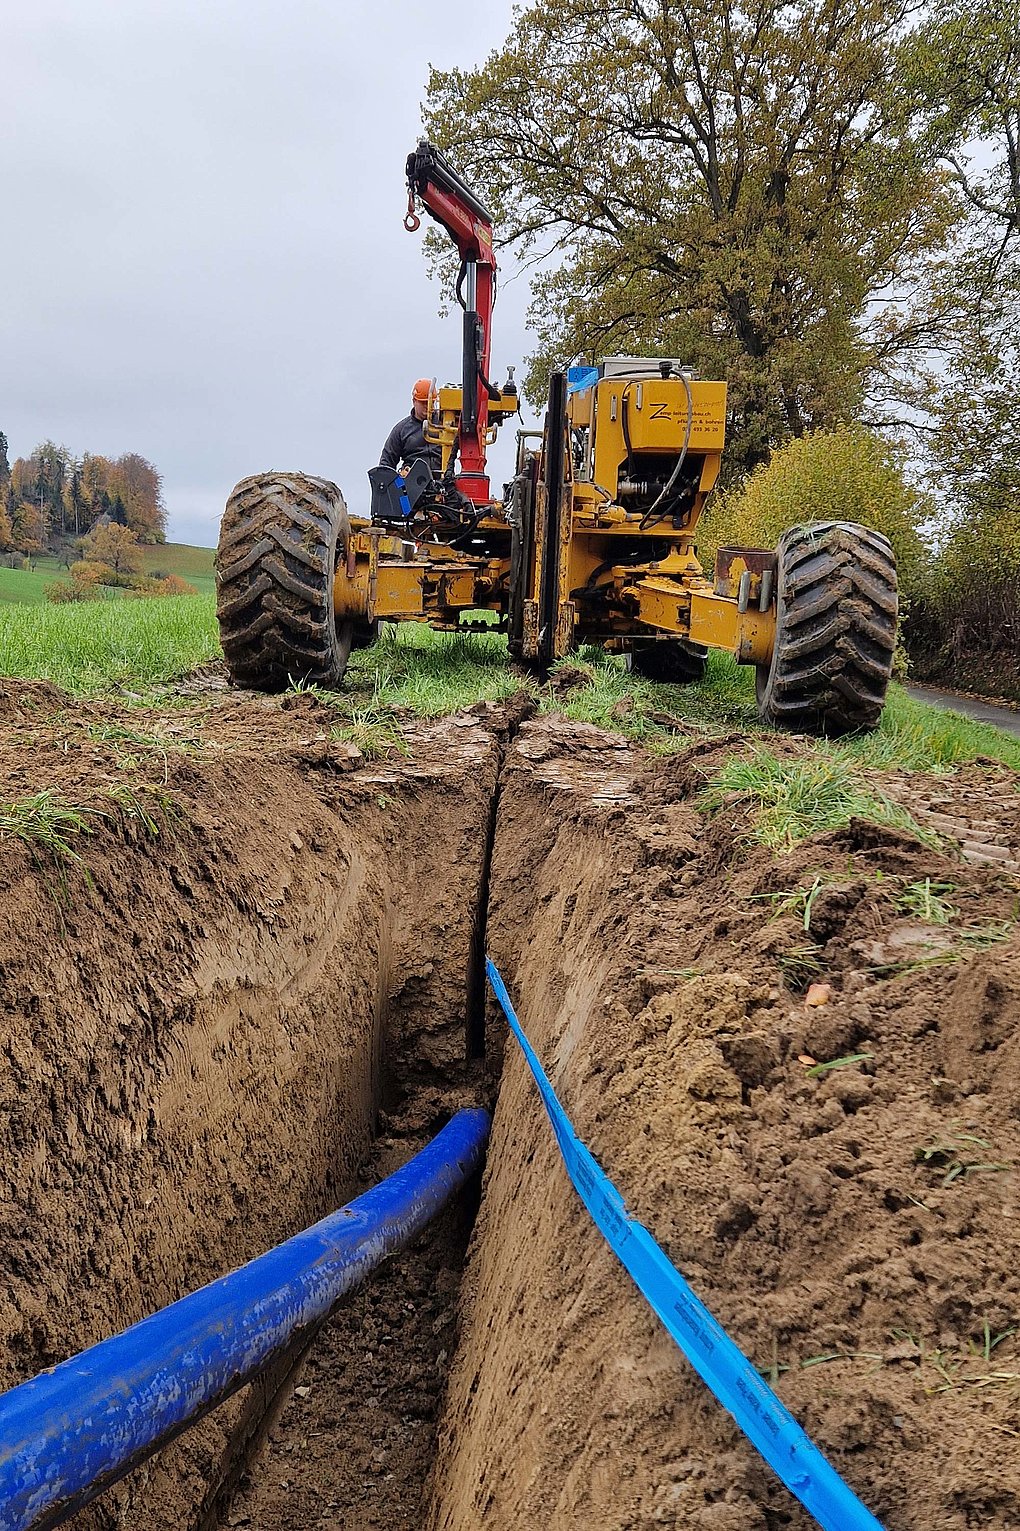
0,1109 -> 490,1531
640,372 -> 694,528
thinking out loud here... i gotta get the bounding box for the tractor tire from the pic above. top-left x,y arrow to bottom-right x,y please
216,472 -> 353,691
628,638 -> 709,684
755,521 -> 897,734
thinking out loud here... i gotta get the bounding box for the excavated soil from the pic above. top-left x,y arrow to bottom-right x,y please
1,678 -> 1019,1530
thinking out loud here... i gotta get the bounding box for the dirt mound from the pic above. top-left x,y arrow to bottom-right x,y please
433,717 -> 1020,1531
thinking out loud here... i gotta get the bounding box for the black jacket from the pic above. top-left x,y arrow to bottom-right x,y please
379,411 -> 442,472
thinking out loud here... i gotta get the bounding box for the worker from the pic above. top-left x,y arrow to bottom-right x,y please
379,378 -> 443,475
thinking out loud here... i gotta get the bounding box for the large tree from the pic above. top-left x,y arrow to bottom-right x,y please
904,0 -> 1019,272
424,0 -> 957,468
898,0 -> 1020,660
84,521 -> 144,577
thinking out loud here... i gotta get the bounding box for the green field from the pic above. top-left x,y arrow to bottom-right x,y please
138,544 -> 216,595
0,594 -> 220,692
0,543 -> 216,603
0,571 -> 1018,779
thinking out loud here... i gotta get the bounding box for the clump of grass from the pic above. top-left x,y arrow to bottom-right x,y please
895,877 -> 957,924
330,703 -> 407,759
700,748 -> 939,851
102,782 -> 180,837
754,873 -> 826,931
778,942 -> 824,989
88,720 -> 203,766
914,1131 -> 1011,1186
0,789 -> 98,862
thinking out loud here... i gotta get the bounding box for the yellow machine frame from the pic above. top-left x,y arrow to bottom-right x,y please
333,365 -> 776,667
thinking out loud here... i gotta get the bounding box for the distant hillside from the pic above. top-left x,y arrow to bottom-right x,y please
139,543 -> 216,596
0,542 -> 216,604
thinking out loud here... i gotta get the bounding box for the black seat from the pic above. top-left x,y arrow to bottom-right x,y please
368,460 -> 434,523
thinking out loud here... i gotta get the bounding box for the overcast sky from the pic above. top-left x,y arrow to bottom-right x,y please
0,0 -> 532,546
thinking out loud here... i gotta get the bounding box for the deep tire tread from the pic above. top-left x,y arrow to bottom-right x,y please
216,472 -> 352,691
756,522 -> 897,734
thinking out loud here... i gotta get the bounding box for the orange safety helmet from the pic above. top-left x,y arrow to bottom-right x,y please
412,378 -> 431,403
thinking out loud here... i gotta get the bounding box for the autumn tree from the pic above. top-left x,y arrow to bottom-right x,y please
424,0 -> 958,469
12,502 -> 48,560
84,521 -> 144,577
0,502 -> 13,554
109,452 -> 166,540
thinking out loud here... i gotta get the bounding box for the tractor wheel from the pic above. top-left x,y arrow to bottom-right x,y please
627,638 -> 708,684
755,521 -> 897,734
216,472 -> 353,691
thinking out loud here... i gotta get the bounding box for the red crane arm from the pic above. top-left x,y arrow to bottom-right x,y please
405,142 -> 499,503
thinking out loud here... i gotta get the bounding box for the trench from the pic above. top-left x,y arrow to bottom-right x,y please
2,700 -> 1019,1530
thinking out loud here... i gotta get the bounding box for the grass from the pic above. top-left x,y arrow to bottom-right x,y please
914,1131 -> 1011,1186
329,705 -> 409,759
346,622 -> 527,716
895,877 -> 957,924
546,647 -> 760,748
764,1326 -> 1019,1396
699,748 -> 939,851
0,594 -> 220,692
270,624 -> 529,759
138,544 -> 215,595
538,648 -> 1020,772
832,683 -> 1020,773
754,874 -> 826,930
777,942 -> 824,989
0,563 -> 83,605
804,1052 -> 874,1077
102,782 -> 180,836
0,565 -> 1018,786
865,920 -> 1013,976
0,789 -> 98,862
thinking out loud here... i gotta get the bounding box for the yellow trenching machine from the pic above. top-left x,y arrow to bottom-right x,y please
217,143 -> 898,734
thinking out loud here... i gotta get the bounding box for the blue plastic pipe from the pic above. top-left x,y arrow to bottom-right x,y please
0,1107 -> 490,1531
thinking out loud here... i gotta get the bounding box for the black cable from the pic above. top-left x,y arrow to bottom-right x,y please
620,382 -> 635,482
639,372 -> 694,529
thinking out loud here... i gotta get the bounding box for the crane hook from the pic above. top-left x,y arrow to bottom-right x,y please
404,191 -> 420,232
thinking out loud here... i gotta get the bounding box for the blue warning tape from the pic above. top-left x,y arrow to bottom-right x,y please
486,957 -> 886,1531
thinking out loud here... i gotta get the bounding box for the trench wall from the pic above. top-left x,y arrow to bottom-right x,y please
0,725 -> 499,1530
428,721 -> 681,1530
429,718 -> 1020,1531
